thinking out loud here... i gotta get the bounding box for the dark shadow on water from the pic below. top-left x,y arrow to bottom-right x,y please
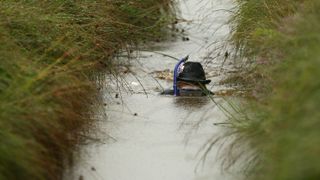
173,96 -> 210,110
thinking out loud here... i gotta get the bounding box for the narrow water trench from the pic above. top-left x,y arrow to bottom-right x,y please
65,0 -> 240,180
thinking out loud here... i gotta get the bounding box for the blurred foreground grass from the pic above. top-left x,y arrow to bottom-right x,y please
0,1 -> 175,179
227,0 -> 320,179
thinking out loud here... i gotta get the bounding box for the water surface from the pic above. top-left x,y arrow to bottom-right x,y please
64,0 -> 240,179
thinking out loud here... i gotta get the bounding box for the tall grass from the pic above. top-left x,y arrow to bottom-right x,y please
226,0 -> 320,179
0,1 -> 175,179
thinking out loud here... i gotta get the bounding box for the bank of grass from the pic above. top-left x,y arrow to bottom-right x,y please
0,1 -> 175,179
227,0 -> 320,179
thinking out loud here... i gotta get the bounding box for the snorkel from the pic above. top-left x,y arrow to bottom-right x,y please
173,55 -> 189,96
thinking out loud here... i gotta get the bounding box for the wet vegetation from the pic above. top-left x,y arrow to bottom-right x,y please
227,0 -> 320,179
0,1 -> 175,179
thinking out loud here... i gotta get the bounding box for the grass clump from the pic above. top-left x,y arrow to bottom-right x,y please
0,1 -> 175,179
226,0 -> 320,179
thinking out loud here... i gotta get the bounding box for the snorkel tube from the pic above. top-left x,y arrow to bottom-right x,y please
173,55 -> 189,96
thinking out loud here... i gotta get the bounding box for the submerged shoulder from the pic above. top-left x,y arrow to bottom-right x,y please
160,89 -> 214,96
180,89 -> 214,96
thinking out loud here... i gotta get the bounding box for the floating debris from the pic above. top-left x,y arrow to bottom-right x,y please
118,65 -> 130,74
214,89 -> 247,97
182,37 -> 190,41
131,82 -> 139,86
151,69 -> 173,81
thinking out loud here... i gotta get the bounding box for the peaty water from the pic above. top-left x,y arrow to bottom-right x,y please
64,0 -> 241,180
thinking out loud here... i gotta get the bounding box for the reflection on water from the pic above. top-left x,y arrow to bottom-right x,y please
64,0 -> 241,180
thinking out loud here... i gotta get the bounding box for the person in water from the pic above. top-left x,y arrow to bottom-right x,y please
161,57 -> 212,96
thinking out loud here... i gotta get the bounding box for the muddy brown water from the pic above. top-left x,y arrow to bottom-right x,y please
64,0 -> 242,180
